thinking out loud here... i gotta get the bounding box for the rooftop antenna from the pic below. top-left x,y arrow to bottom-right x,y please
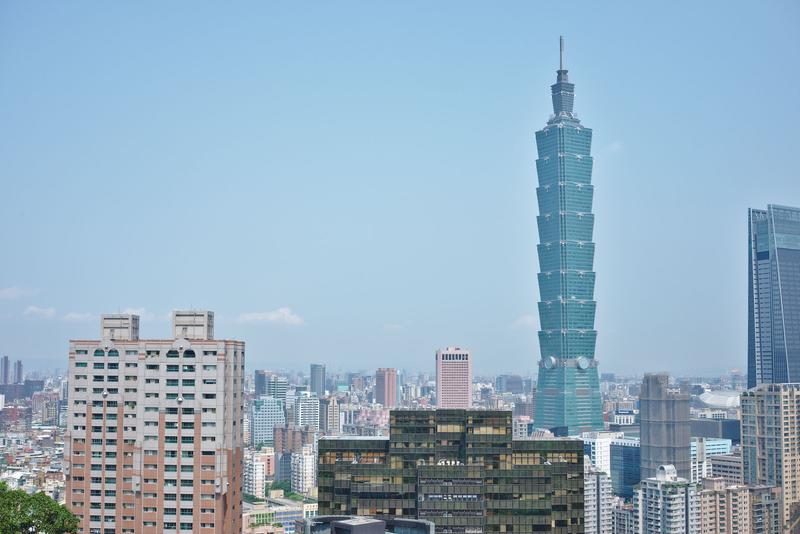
559,35 -> 564,70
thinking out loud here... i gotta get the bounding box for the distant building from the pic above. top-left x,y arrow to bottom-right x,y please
266,374 -> 289,401
748,205 -> 800,387
435,347 -> 472,409
319,396 -> 341,434
742,383 -> 800,531
585,458 -> 613,534
294,392 -> 320,431
255,370 -> 268,396
612,501 -> 636,534
310,364 -> 326,398
582,431 -> 624,474
689,418 -> 740,445
708,453 -> 741,485
291,444 -> 316,495
639,373 -> 691,481
252,396 -> 287,447
318,409 -> 584,533
297,516 -> 433,534
0,356 -> 9,385
245,447 -> 276,498
12,360 -> 22,384
374,368 -> 397,408
634,465 -> 699,534
610,438 -> 640,499
689,437 -> 731,483
495,374 -> 524,394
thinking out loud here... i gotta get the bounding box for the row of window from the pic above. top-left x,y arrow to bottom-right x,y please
72,388 -> 220,399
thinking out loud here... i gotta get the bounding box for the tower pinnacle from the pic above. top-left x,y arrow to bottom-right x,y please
559,35 -> 564,71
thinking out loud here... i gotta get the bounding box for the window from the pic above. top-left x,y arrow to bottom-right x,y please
146,364 -> 159,370
76,362 -> 88,368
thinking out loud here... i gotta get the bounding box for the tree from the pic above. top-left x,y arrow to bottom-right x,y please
0,482 -> 78,534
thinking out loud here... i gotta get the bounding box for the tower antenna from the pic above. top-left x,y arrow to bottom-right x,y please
559,36 -> 564,70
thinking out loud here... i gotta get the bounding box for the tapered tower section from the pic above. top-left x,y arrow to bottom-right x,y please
533,38 -> 604,434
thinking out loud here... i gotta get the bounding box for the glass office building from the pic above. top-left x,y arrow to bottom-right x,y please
748,205 -> 800,387
318,410 -> 585,534
610,438 -> 640,499
533,39 -> 603,433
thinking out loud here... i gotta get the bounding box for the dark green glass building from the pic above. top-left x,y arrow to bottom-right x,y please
318,410 -> 584,534
533,38 -> 604,434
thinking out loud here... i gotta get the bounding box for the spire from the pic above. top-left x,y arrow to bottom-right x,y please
551,35 -> 575,118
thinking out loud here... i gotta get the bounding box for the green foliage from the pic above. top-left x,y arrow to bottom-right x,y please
270,480 -> 291,492
0,482 -> 78,534
243,493 -> 265,504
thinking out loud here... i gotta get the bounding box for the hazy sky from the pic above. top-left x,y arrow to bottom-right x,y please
1,1 -> 798,376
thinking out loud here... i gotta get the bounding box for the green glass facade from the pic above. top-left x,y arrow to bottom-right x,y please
318,410 -> 584,534
533,44 -> 604,434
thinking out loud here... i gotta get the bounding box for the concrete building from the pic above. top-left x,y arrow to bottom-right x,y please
690,438 -> 732,483
244,492 -> 318,534
708,454 -> 742,486
291,444 -> 316,495
319,396 -> 340,435
65,311 -> 244,534
266,374 -> 289,402
318,409 -> 584,533
172,309 -> 214,339
742,383 -> 800,531
612,501 -> 636,534
100,313 -> 140,341
245,447 -> 276,498
640,373 -> 691,481
294,392 -> 320,431
582,431 -> 624,474
374,368 -> 397,408
252,396 -> 287,447
633,465 -> 699,534
585,458 -> 613,534
697,477 -> 782,534
610,438 -> 641,499
310,364 -> 326,398
435,347 -> 472,409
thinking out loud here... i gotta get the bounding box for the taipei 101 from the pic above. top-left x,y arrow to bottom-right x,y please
1,2 -> 799,533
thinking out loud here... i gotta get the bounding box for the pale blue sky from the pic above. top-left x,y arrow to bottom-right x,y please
1,1 -> 798,376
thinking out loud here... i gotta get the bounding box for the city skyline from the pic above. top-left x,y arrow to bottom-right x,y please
2,3 -> 799,376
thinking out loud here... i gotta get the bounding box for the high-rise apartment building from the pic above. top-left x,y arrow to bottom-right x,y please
690,437 -> 731,483
612,502 -> 636,534
294,391 -> 320,431
634,465 -> 699,534
65,311 -> 244,534
374,368 -> 398,408
748,205 -> 800,387
435,347 -> 472,409
266,374 -> 289,401
318,409 -> 584,534
585,459 -> 613,534
244,447 -> 276,499
310,364 -> 326,398
610,438 -> 641,499
1,355 -> 9,385
12,359 -> 22,384
252,396 -> 286,447
741,383 -> 800,531
582,431 -> 624,475
290,444 -> 316,495
533,37 -> 603,434
319,396 -> 340,434
640,373 -> 691,481
697,477 -> 782,534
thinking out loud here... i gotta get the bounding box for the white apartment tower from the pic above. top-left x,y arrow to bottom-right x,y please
585,457 -> 613,534
582,431 -> 624,475
65,311 -> 244,534
290,444 -> 316,495
435,347 -> 472,409
634,465 -> 700,534
294,391 -> 320,431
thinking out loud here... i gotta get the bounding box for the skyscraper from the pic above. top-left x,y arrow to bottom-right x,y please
748,205 -> 800,387
255,370 -> 268,396
435,347 -> 472,409
584,458 -> 613,534
1,355 -> 9,385
741,383 -> 800,531
533,37 -> 603,434
12,359 -> 22,384
310,363 -> 326,398
639,373 -> 691,481
65,311 -> 244,533
251,396 -> 286,447
294,391 -> 320,431
374,368 -> 398,408
610,438 -> 641,499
